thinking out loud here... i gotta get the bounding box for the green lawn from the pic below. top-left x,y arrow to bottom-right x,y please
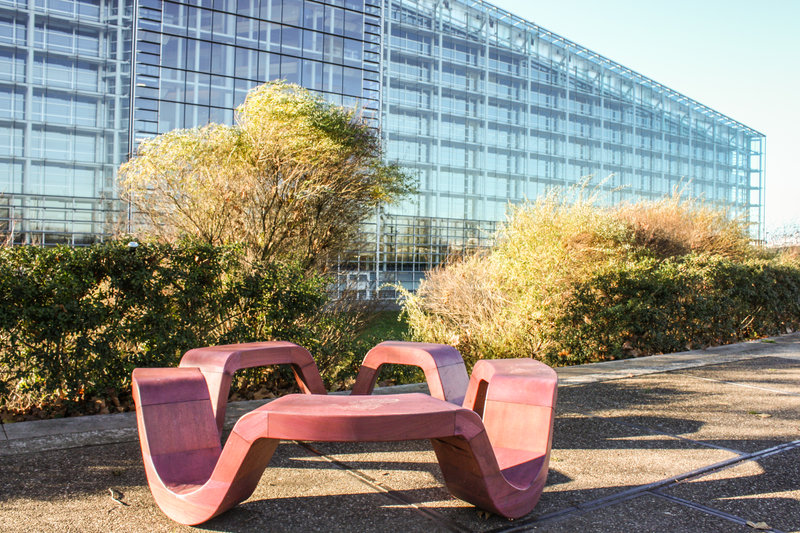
358,310 -> 409,344
357,310 -> 422,385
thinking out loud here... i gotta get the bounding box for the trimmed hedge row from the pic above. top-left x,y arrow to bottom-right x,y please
553,255 -> 800,364
0,240 -> 333,414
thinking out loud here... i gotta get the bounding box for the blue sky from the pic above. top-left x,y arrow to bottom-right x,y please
489,0 -> 799,239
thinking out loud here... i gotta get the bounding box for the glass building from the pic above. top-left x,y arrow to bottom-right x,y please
130,0 -> 381,142
1,0 -> 133,245
0,0 -> 381,244
1,0 -> 766,295
368,0 -> 766,291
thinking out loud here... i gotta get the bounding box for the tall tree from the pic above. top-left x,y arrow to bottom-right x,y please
120,81 -> 412,269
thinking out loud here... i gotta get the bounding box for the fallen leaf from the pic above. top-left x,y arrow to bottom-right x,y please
746,521 -> 770,530
109,488 -> 129,506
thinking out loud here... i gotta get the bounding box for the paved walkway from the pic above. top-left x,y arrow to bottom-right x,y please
2,335 -> 799,532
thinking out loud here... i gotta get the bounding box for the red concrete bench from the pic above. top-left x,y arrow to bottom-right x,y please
132,341 -> 557,525
179,341 -> 326,434
351,341 -> 470,405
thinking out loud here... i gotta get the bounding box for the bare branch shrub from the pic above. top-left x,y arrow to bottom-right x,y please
120,81 -> 412,270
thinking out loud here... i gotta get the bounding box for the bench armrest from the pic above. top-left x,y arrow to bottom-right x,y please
180,341 -> 326,433
351,341 -> 469,405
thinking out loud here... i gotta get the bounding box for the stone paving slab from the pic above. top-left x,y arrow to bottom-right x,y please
680,356 -> 800,396
524,493 -> 754,533
662,446 -> 800,533
557,362 -> 800,454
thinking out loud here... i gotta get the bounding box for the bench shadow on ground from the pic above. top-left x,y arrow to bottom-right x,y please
195,449 -> 800,533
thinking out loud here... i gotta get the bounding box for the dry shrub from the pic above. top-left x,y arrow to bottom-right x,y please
776,246 -> 800,263
120,81 -> 412,270
615,195 -> 752,260
400,188 -> 782,367
402,252 -> 509,361
401,190 -> 630,364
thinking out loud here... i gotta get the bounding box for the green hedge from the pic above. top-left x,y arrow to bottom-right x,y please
0,240 -> 334,413
552,255 -> 800,364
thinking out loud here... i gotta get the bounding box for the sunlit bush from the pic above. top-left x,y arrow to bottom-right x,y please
401,191 -> 800,367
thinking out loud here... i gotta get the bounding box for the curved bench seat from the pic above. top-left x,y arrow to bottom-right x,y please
132,366 -> 279,525
132,342 -> 557,524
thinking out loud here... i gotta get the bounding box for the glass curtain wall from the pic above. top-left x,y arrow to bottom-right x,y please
1,0 -> 766,297
375,0 -> 765,291
1,0 -> 381,245
130,0 -> 382,147
0,0 -> 133,245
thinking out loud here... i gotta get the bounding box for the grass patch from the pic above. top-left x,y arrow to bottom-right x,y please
357,310 -> 409,344
355,310 -> 421,386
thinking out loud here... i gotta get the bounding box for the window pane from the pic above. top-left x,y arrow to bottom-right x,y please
184,103 -> 210,127
158,101 -> 182,132
324,5 -> 344,35
342,66 -> 361,96
324,34 -> 343,63
161,35 -> 184,68
323,63 -> 342,93
211,42 -> 234,76
303,29 -> 323,60
163,2 -> 187,35
237,0 -> 258,17
343,37 -> 362,67
302,59 -> 323,91
235,47 -> 257,78
185,72 -> 210,106
236,15 -> 258,46
187,39 -> 211,71
343,11 -> 362,40
213,11 -> 234,43
281,26 -> 301,55
303,1 -> 324,31
160,67 -> 186,102
281,0 -> 301,26
210,75 -> 234,108
280,56 -> 300,84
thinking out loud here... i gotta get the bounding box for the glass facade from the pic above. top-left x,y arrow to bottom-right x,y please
1,0 -> 767,297
367,0 -> 766,292
0,0 -> 380,244
0,0 -> 133,244
130,0 -> 381,146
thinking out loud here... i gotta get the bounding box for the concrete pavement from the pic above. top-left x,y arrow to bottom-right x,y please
2,334 -> 799,532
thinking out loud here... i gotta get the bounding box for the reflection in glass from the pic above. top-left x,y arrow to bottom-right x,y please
280,56 -> 301,84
